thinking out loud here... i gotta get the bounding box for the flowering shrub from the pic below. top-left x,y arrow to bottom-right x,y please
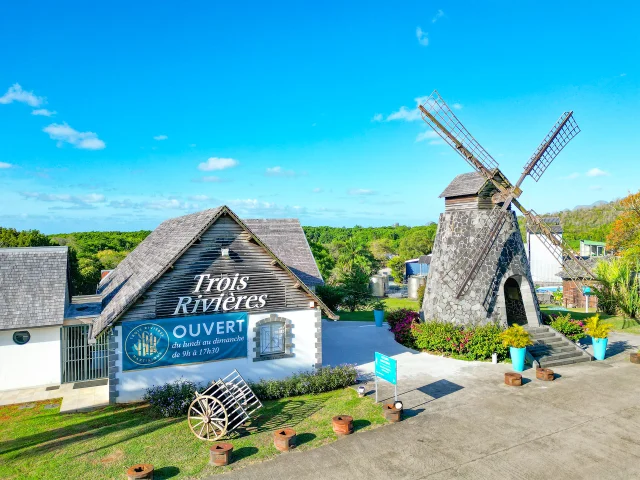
407,320 -> 508,361
386,308 -> 420,347
143,379 -> 204,417
249,365 -> 358,400
550,313 -> 586,342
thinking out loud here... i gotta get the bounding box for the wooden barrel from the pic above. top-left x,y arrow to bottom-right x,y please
274,428 -> 296,452
332,415 -> 354,436
209,443 -> 234,466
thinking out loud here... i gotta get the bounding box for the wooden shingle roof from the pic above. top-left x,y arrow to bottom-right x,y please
91,206 -> 330,339
439,172 -> 489,198
0,246 -> 69,330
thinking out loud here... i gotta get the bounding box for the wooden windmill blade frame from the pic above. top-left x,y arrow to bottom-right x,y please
521,209 -> 596,298
520,112 -> 580,183
418,90 -> 499,175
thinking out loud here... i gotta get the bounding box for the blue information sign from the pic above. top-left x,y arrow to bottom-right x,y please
374,352 -> 397,385
582,286 -> 592,296
122,312 -> 248,371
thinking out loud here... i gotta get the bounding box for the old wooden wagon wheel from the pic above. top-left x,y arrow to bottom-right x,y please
188,395 -> 229,441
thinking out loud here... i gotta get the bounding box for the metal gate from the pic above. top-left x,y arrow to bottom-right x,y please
61,325 -> 108,383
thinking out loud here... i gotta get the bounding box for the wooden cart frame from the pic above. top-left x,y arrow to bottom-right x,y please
187,369 -> 263,441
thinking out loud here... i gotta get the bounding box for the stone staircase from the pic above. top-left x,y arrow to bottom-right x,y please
524,325 -> 593,368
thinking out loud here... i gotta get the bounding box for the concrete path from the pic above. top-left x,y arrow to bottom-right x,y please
0,379 -> 109,413
214,324 -> 640,479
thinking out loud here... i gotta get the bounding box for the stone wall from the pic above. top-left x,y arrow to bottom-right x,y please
422,208 -> 541,327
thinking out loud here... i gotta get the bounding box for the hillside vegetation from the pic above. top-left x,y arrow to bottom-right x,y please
1,196 -> 635,295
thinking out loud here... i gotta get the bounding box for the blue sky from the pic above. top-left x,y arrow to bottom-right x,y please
1,1 -> 638,233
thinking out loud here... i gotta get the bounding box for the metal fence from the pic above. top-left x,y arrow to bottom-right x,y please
61,325 -> 108,383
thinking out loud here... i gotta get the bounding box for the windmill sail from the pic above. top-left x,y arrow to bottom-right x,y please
521,112 -> 580,183
419,91 -> 499,175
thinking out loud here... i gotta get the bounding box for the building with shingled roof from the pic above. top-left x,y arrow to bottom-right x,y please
0,206 -> 332,402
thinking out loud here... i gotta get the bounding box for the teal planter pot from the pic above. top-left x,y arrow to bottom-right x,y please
592,337 -> 608,361
374,310 -> 384,327
510,347 -> 526,372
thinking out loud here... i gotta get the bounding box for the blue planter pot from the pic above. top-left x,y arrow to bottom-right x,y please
592,337 -> 608,361
374,310 -> 384,327
510,346 -> 526,372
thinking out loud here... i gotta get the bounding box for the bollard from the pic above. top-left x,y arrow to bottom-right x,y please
332,415 -> 354,436
504,372 -> 522,386
274,428 -> 297,452
209,443 -> 234,466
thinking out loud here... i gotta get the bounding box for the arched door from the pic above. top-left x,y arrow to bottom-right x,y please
504,277 -> 527,326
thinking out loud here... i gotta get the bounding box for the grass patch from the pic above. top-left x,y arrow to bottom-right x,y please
0,389 -> 385,479
540,305 -> 640,335
334,297 -> 420,321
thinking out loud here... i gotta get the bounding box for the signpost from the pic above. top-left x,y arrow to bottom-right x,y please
583,286 -> 592,313
374,351 -> 397,403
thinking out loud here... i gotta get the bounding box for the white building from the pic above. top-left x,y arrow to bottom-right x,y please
0,206 -> 335,402
525,217 -> 563,285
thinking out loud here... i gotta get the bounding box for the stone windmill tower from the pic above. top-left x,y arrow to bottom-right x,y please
419,91 -> 595,327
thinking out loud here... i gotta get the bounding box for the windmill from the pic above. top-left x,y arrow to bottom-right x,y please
419,90 -> 595,326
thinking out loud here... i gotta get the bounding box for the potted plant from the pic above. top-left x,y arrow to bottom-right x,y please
583,314 -> 612,361
372,299 -> 385,327
499,324 -> 533,372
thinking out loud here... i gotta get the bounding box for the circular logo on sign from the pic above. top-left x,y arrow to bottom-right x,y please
124,323 -> 170,366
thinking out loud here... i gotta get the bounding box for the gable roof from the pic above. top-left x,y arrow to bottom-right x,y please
439,172 -> 489,198
244,218 -> 323,287
90,206 -> 334,339
0,246 -> 69,331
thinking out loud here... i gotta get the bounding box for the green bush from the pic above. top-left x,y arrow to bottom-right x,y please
143,379 -> 204,417
550,313 -> 586,342
417,284 -> 426,307
410,321 -> 508,361
499,324 -> 533,348
249,365 -> 358,401
316,285 -> 345,311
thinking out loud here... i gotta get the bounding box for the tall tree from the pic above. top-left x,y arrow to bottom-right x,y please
607,191 -> 640,261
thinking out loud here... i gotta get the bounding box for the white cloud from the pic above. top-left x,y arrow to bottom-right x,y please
43,123 -> 106,150
416,130 -> 439,142
372,113 -> 383,122
348,188 -> 377,196
0,162 -> 12,169
586,168 -> 609,177
432,9 -> 445,23
198,157 -> 238,171
31,109 -> 56,117
145,198 -> 195,210
385,95 -> 429,122
0,83 -> 45,107
189,143 -> 197,147
266,166 -> 296,177
416,27 -> 429,46
312,187 -> 323,193
452,103 -> 463,110
189,194 -> 210,201
196,176 -> 223,183
21,191 -> 105,206
153,135 -> 168,141
589,185 -> 603,191
562,172 -> 581,180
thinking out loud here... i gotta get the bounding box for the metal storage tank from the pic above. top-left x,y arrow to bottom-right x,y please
407,275 -> 427,300
370,275 -> 386,297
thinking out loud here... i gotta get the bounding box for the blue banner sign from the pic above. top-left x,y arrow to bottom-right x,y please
122,312 -> 248,371
374,352 -> 397,385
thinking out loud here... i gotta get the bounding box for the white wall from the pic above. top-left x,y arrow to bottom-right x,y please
526,233 -> 563,284
0,326 -> 61,391
114,309 -> 318,403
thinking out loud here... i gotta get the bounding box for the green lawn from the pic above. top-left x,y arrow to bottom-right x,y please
540,305 -> 640,335
0,388 -> 386,479
334,297 -> 420,321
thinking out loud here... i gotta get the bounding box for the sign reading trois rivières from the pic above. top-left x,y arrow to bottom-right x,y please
122,312 -> 247,371
169,273 -> 270,317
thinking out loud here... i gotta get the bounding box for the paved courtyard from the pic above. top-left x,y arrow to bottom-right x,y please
0,379 -> 109,413
214,321 -> 640,479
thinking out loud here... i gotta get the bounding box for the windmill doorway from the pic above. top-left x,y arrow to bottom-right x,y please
504,277 -> 528,326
